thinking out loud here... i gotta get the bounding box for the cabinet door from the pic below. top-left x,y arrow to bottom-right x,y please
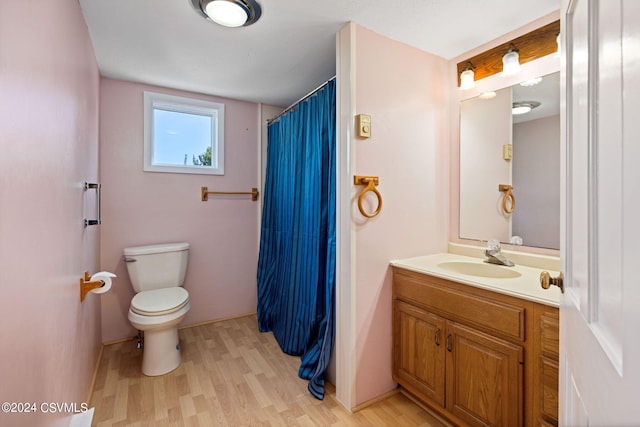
393,300 -> 446,406
446,321 -> 523,427
534,306 -> 559,426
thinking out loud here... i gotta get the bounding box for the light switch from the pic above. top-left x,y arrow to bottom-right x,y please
357,114 -> 371,138
503,143 -> 513,160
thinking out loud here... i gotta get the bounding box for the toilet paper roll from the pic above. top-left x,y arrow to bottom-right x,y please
90,271 -> 116,295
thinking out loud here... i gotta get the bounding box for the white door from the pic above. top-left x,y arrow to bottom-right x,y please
560,0 -> 640,425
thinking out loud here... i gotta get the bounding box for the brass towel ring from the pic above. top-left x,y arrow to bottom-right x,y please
354,175 -> 382,218
499,184 -> 516,214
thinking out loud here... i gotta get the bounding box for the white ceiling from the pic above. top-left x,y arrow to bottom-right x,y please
79,0 -> 559,108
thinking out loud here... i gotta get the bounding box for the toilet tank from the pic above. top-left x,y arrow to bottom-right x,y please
123,242 -> 190,293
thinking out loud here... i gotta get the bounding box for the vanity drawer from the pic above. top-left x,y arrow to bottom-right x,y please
394,271 -> 525,342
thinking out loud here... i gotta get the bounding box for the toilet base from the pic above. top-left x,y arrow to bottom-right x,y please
141,326 -> 182,376
128,301 -> 190,376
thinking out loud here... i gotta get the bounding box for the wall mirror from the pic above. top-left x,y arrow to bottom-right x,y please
459,71 -> 560,250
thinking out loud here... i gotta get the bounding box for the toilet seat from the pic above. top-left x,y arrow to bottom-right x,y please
131,287 -> 189,316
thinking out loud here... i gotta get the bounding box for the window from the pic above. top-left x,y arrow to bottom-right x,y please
143,91 -> 224,175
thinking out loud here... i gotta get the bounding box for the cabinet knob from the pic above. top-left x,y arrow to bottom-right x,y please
435,328 -> 441,346
540,271 -> 564,293
446,333 -> 452,352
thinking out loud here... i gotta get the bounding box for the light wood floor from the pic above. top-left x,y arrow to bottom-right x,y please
90,315 -> 447,426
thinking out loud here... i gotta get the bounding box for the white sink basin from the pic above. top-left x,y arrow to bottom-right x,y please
437,261 -> 522,279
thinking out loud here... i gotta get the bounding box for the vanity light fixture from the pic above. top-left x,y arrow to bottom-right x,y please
190,0 -> 262,27
502,43 -> 521,76
459,62 -> 476,90
512,101 -> 540,115
456,20 -> 559,84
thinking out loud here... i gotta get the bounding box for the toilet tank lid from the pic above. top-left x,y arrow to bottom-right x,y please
124,242 -> 189,256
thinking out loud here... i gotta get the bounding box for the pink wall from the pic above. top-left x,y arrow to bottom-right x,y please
0,1 -> 101,426
99,79 -> 260,342
352,25 -> 450,404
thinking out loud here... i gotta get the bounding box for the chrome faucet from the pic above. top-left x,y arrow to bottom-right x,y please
484,240 -> 515,267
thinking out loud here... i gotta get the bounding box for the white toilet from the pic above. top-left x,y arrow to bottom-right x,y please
124,242 -> 191,376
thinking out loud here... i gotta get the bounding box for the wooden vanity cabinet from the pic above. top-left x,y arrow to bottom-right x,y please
392,267 -> 559,427
532,304 -> 559,426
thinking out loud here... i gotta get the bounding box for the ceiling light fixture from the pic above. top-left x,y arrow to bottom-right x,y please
502,43 -> 521,76
190,0 -> 262,27
459,62 -> 476,90
512,101 -> 541,115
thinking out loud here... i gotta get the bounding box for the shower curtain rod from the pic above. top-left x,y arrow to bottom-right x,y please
266,76 -> 336,125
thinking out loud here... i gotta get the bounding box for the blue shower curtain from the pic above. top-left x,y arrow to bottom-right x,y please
257,78 -> 336,399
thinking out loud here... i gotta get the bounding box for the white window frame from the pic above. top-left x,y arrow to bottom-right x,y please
143,91 -> 225,175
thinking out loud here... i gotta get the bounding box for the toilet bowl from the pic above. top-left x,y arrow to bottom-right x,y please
124,242 -> 191,376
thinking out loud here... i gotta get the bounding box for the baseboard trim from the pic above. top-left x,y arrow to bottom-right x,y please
351,387 -> 400,413
399,388 -> 454,427
86,343 -> 104,406
102,336 -> 135,346
179,312 -> 257,330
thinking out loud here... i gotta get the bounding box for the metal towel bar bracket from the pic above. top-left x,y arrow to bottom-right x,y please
201,186 -> 259,202
354,175 -> 382,218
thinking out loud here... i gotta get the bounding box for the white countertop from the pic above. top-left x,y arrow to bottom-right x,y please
391,252 -> 562,307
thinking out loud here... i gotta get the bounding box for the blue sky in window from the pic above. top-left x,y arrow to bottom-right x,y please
153,109 -> 213,166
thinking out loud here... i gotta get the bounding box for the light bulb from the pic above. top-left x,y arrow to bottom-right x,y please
512,105 -> 532,115
460,69 -> 475,90
512,101 -> 540,115
502,46 -> 521,76
205,0 -> 249,27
